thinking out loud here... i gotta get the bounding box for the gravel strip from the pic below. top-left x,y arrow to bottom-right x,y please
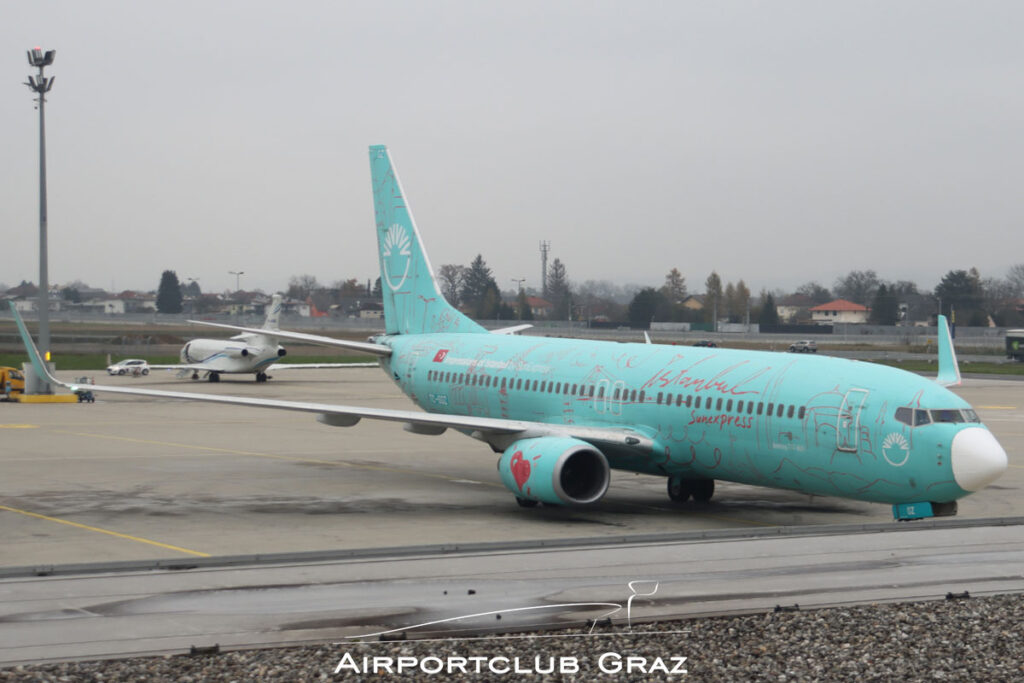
3,593 -> 1022,681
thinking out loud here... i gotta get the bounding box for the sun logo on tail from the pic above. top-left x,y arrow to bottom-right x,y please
382,224 -> 412,291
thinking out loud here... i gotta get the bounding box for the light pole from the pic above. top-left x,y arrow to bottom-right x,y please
25,47 -> 56,369
511,278 -> 525,321
229,271 -> 245,292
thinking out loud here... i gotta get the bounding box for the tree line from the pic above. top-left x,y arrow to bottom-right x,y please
149,262 -> 1024,326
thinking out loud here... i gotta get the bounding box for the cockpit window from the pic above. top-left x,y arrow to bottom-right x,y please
931,409 -> 965,423
895,407 -> 913,425
963,409 -> 980,423
914,409 -> 931,426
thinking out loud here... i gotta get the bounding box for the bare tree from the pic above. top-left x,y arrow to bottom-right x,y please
437,264 -> 467,306
287,274 -> 320,300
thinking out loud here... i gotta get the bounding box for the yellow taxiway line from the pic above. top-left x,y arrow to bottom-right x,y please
0,504 -> 210,558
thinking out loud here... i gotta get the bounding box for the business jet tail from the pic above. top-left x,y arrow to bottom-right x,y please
262,293 -> 283,331
370,145 -> 487,336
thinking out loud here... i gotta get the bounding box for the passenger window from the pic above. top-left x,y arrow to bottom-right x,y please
716,398 -> 723,411
531,380 -> 538,391
589,386 -> 596,397
767,403 -> 773,416
777,404 -> 785,417
726,399 -> 733,412
613,388 -> 620,400
748,402 -> 755,415
657,392 -> 663,405
685,395 -> 692,407
694,396 -> 701,409
757,402 -> 764,415
797,406 -> 805,419
736,401 -> 743,413
895,407 -> 913,426
639,391 -> 646,402
787,405 -> 794,418
597,386 -> 604,398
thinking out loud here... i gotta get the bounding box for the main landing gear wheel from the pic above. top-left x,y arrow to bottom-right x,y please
691,478 -> 715,503
667,476 -> 691,503
208,372 -> 221,383
667,476 -> 715,504
191,372 -> 200,380
256,372 -> 268,383
515,496 -> 539,508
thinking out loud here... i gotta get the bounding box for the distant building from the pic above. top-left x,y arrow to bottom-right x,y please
809,299 -> 870,324
679,295 -> 705,312
776,293 -> 815,323
526,296 -> 553,319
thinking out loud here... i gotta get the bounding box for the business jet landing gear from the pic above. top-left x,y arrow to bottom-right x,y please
191,372 -> 200,380
255,372 -> 269,383
208,372 -> 221,383
667,476 -> 715,504
515,496 -> 539,508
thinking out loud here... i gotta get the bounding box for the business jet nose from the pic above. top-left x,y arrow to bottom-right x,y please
951,427 -> 1008,492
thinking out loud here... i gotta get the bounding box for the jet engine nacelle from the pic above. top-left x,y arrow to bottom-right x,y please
497,437 -> 610,506
277,347 -> 287,357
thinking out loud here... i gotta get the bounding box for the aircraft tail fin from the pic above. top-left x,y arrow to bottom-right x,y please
369,145 -> 487,336
936,314 -> 962,386
263,294 -> 283,331
9,302 -> 68,389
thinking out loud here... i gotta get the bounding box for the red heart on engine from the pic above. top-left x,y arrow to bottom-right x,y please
510,451 -> 531,490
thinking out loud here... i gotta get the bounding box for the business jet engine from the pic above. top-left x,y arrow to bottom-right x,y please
497,436 -> 610,506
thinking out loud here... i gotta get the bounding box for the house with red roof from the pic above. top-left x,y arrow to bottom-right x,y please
809,299 -> 870,324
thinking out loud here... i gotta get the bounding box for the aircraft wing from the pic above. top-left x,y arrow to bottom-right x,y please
12,304 -> 650,455
186,320 -> 392,357
491,324 -> 533,335
267,362 -> 380,370
146,363 -> 219,372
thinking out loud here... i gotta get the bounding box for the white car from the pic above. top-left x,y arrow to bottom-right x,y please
106,359 -> 150,376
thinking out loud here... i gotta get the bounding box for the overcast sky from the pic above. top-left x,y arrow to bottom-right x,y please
3,2 -> 1023,297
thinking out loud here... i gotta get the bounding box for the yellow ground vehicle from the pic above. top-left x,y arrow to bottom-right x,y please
1,366 -> 26,400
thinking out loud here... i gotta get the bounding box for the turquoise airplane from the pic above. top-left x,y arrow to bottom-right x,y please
12,145 -> 1008,520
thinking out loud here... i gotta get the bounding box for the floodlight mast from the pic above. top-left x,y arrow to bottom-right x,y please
24,47 -> 56,365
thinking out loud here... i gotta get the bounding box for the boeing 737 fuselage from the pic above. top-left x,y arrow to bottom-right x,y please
13,145 -> 1008,520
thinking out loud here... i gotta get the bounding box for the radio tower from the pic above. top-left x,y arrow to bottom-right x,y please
539,240 -> 551,298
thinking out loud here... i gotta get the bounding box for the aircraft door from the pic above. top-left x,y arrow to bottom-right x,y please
594,379 -> 610,414
836,389 -> 869,452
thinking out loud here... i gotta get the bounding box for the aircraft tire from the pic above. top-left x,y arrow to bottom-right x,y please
691,478 -> 715,503
515,496 -> 539,508
209,372 -> 220,383
667,476 -> 691,503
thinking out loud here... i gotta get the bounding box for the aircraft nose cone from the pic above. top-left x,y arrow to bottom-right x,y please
951,427 -> 1008,492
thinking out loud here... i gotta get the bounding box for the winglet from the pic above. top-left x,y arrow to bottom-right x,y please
936,314 -> 961,386
9,302 -> 69,389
